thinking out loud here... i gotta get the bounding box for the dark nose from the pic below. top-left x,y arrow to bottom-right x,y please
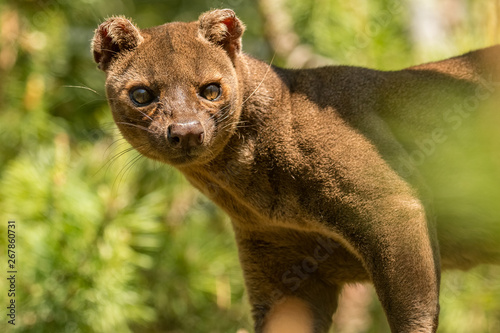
167,121 -> 205,148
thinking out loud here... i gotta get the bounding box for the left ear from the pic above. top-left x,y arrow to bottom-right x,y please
198,9 -> 245,60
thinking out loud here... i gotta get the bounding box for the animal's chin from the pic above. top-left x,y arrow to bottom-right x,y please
164,152 -> 205,166
145,147 -> 212,167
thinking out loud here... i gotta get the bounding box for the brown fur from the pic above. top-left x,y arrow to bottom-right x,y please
92,9 -> 500,333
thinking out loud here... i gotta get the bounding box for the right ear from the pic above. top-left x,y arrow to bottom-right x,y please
198,9 -> 245,61
92,17 -> 144,71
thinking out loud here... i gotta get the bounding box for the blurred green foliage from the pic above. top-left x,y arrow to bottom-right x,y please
0,0 -> 499,332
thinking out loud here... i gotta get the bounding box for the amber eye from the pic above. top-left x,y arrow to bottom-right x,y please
130,87 -> 155,106
201,84 -> 221,101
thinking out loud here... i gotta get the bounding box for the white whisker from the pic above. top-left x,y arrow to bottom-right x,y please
241,53 -> 276,107
63,85 -> 100,95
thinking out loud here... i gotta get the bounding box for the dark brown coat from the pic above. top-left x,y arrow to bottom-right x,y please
92,9 -> 500,333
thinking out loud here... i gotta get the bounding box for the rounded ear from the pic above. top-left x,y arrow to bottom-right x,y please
198,9 -> 245,61
92,16 -> 144,71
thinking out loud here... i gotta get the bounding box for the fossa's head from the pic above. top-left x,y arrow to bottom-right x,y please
92,9 -> 245,166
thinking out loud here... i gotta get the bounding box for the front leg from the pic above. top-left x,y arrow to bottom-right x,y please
339,196 -> 441,333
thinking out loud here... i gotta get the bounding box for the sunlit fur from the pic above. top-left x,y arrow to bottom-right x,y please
93,9 -> 500,333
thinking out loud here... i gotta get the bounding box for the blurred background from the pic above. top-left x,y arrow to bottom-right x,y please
0,0 -> 500,332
